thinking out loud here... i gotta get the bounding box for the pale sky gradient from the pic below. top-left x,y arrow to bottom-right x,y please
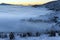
0,0 -> 56,5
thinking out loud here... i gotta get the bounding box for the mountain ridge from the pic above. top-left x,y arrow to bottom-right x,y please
0,3 -> 12,5
32,0 -> 60,11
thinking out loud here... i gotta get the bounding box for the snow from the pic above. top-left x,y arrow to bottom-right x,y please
0,38 -> 7,40
0,35 -> 60,40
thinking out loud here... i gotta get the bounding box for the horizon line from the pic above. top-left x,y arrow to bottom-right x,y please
0,1 -> 56,6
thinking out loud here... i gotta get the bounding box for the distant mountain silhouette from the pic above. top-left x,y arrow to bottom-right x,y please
32,0 -> 60,11
0,3 -> 12,5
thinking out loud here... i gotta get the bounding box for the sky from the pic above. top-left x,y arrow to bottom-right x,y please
0,0 -> 56,5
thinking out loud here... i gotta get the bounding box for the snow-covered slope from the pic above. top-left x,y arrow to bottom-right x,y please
0,35 -> 60,40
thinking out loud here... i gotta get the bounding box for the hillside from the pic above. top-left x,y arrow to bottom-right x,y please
32,0 -> 60,11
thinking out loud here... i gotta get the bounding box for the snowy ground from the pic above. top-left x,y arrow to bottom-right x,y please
0,34 -> 60,40
15,36 -> 60,40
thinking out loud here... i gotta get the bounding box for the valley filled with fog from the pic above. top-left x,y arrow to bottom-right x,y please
0,5 -> 55,32
0,0 -> 60,40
